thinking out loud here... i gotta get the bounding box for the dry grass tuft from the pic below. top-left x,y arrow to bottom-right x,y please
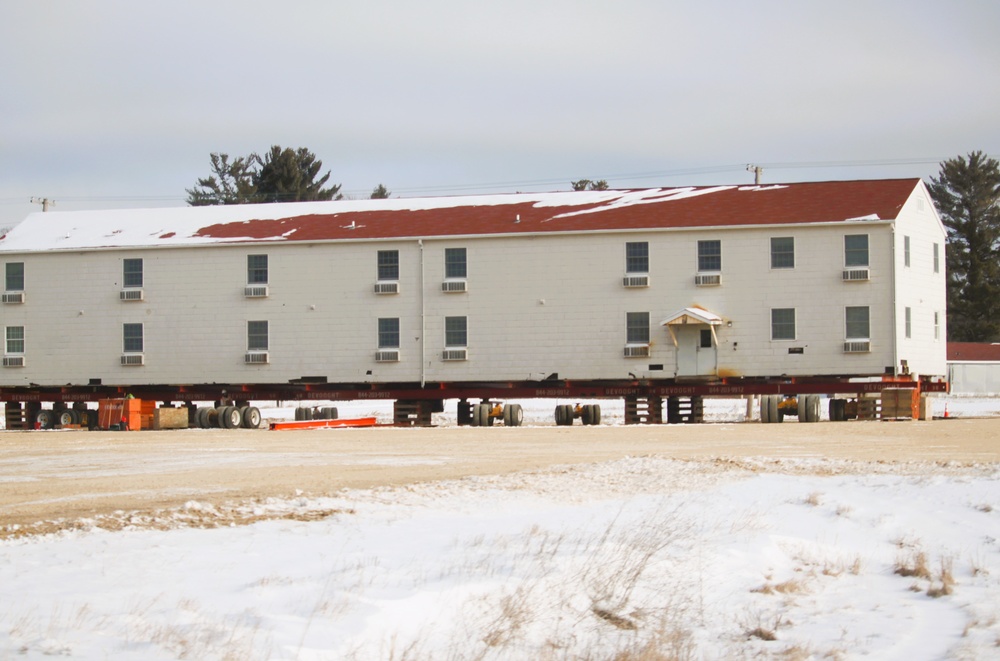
804,492 -> 823,507
894,551 -> 931,579
593,606 -> 638,631
927,557 -> 956,598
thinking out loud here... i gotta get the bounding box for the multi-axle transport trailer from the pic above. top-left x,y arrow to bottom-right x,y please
0,178 -> 948,429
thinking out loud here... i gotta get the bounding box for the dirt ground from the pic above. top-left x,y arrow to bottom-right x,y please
2,418 -> 999,536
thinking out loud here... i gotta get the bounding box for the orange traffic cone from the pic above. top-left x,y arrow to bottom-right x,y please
944,403 -> 949,419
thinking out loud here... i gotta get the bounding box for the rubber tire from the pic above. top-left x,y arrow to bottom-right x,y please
479,403 -> 492,427
327,407 -> 338,420
582,405 -> 595,426
242,406 -> 261,429
36,409 -> 56,429
58,410 -> 75,426
760,396 -> 771,423
225,406 -> 243,429
554,405 -> 565,426
591,404 -> 601,425
509,403 -> 523,427
294,407 -> 304,421
198,407 -> 212,429
802,395 -> 820,423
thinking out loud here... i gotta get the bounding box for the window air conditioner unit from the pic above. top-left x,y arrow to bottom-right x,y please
2,292 -> 24,304
441,280 -> 468,293
843,340 -> 871,353
2,356 -> 24,367
842,269 -> 870,282
244,285 -> 269,298
622,275 -> 650,288
374,282 -> 399,295
695,273 -> 721,286
442,348 -> 468,361
375,349 -> 400,362
120,354 -> 145,366
245,351 -> 269,364
120,289 -> 144,302
623,344 -> 650,358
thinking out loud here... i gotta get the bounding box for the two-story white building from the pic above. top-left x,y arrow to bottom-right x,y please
0,178 -> 947,424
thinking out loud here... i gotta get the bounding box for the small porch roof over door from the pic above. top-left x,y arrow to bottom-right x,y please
660,307 -> 724,347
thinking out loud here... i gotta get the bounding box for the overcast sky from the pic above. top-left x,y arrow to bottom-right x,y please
1,1 -> 998,228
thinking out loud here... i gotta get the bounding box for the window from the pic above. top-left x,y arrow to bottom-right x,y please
5,262 -> 23,291
700,329 -> 713,348
445,316 -> 467,347
771,308 -> 796,340
934,311 -> 941,340
247,321 -> 269,351
625,242 -> 649,273
5,326 -> 24,354
445,248 -> 467,279
844,235 -> 869,267
933,243 -> 940,273
123,258 -> 143,288
770,237 -> 794,269
845,306 -> 870,339
378,318 -> 400,348
698,240 -> 721,272
626,312 -> 650,344
247,254 -> 268,284
123,323 -> 143,353
904,307 -> 912,339
903,236 -> 910,268
377,250 -> 399,281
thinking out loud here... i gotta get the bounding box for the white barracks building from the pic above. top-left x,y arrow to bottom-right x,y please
0,179 -> 946,395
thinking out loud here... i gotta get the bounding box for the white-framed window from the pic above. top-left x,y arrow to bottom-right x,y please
698,240 -> 721,272
933,243 -> 940,273
377,250 -> 399,281
903,236 -> 910,268
378,318 -> 400,348
247,254 -> 268,284
445,316 -> 467,347
626,312 -> 650,344
625,242 -> 649,274
5,262 -> 24,291
771,308 -> 796,340
845,306 -> 870,339
934,311 -> 941,340
123,258 -> 143,288
770,237 -> 794,269
844,235 -> 869,267
123,323 -> 144,353
247,320 -> 269,351
905,307 -> 912,339
445,248 -> 467,279
5,326 -> 24,354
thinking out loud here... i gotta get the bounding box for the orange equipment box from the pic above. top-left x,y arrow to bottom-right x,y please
97,398 -> 152,431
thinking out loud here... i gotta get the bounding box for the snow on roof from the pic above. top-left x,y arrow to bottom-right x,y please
0,179 -> 921,253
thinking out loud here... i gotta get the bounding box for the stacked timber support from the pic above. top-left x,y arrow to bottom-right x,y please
4,401 -> 39,430
857,395 -> 881,421
666,395 -> 705,424
624,395 -> 662,425
393,400 -> 433,427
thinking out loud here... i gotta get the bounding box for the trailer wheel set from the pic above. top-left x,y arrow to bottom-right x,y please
192,405 -> 261,429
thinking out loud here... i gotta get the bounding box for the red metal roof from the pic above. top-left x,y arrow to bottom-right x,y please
948,343 -> 1000,361
195,179 -> 921,243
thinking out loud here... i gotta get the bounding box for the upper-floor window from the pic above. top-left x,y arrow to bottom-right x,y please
934,311 -> 941,340
123,323 -> 144,353
933,243 -> 940,273
905,307 -> 912,339
845,306 -> 870,339
445,316 -> 467,347
5,262 -> 23,291
771,308 -> 796,340
247,320 -> 269,351
123,258 -> 143,288
247,254 -> 268,284
697,240 -> 721,272
844,235 -> 869,267
625,242 -> 649,274
5,326 -> 24,354
445,248 -> 467,279
770,237 -> 794,269
378,318 -> 400,348
903,236 -> 910,268
626,312 -> 650,344
378,250 -> 399,281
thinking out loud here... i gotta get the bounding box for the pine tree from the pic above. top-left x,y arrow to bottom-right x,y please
571,179 -> 609,191
186,153 -> 257,205
370,184 -> 390,199
928,151 -> 1000,341
253,146 -> 342,203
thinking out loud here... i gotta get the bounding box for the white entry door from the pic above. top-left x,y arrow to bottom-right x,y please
674,326 -> 717,377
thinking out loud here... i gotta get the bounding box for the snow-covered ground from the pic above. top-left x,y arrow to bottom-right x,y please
2,398 -> 1000,660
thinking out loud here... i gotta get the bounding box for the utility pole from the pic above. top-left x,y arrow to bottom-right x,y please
746,164 -> 763,185
30,197 -> 55,212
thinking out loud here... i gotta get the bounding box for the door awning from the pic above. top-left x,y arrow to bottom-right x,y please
659,307 -> 723,327
659,307 -> 724,347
